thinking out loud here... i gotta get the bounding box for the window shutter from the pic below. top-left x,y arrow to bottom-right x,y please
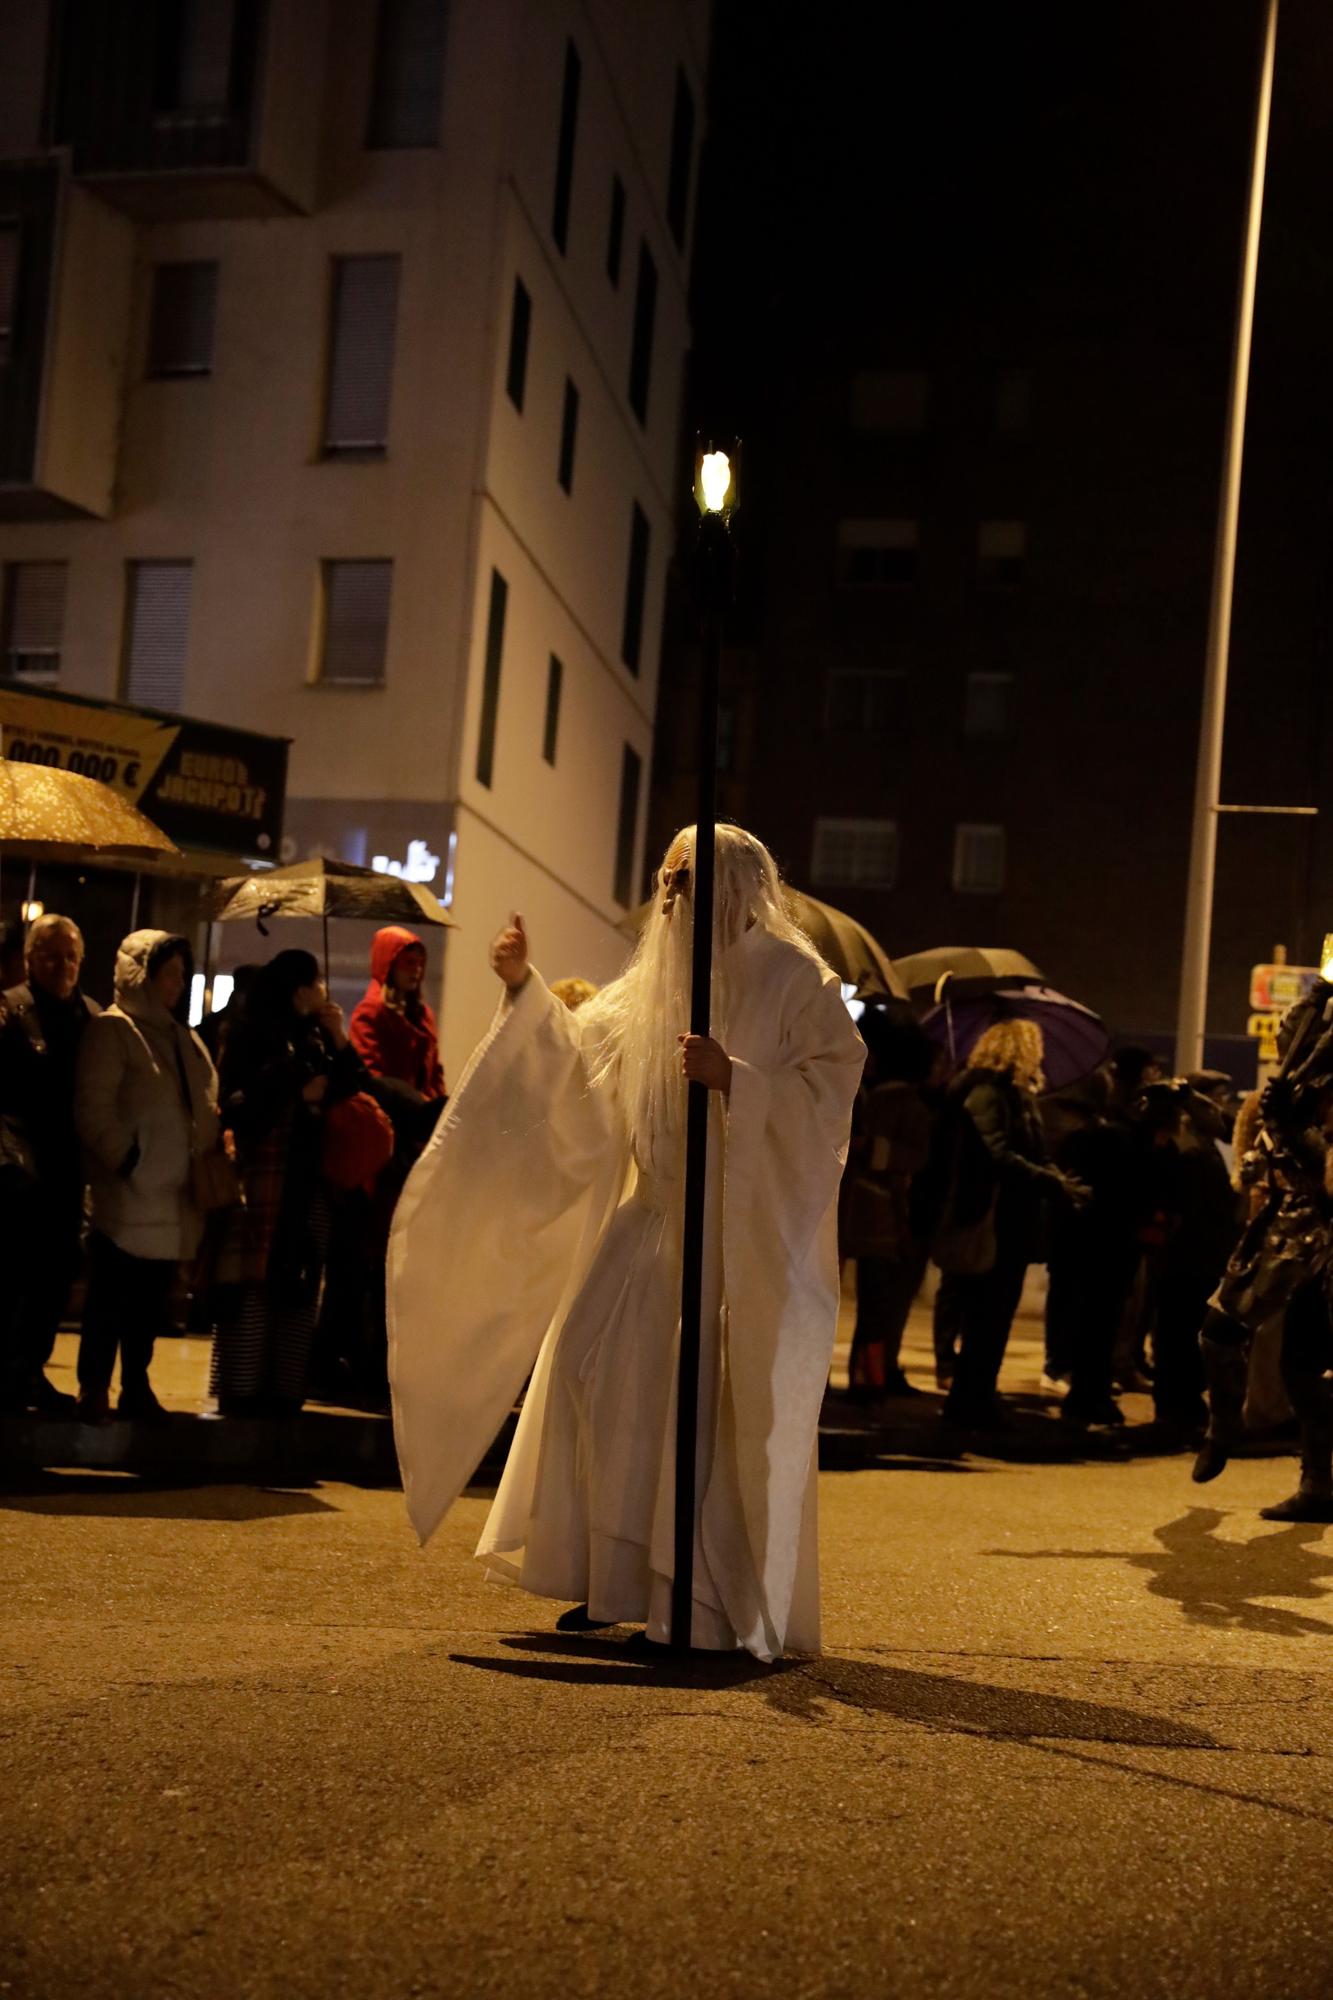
324,256 -> 400,453
367,0 -> 447,149
628,240 -> 656,425
148,262 -> 218,375
0,225 -> 19,365
505,276 -> 531,413
666,67 -> 695,248
124,562 -> 193,710
321,560 -> 392,686
551,38 -> 581,252
613,743 -> 642,907
475,568 -> 507,785
953,824 -> 1006,893
621,503 -> 650,675
557,377 -> 579,493
3,562 -> 67,682
543,653 -> 562,765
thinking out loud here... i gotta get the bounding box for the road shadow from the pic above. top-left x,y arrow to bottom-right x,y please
452,1629 -> 793,1693
0,1474 -> 336,1521
768,1655 -> 1220,1747
989,1506 -> 1333,1637
452,1633 -> 1217,1749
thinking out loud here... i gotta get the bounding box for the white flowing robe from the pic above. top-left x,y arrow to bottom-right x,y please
388,923 -> 864,1661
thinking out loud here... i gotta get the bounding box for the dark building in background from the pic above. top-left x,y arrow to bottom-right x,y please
652,0 -> 1333,1065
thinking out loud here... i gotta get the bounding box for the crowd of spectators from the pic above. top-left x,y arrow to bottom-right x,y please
0,914 -> 446,1424
841,1013 -> 1248,1439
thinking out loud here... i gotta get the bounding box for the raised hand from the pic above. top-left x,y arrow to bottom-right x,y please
491,912 -> 530,991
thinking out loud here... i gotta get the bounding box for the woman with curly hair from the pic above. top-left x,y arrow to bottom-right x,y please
943,1018 -> 1084,1429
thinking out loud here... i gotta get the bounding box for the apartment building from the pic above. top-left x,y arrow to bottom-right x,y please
0,0 -> 708,1071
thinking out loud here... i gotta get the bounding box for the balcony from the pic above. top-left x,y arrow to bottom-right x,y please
50,0 -> 327,220
0,161 -> 134,520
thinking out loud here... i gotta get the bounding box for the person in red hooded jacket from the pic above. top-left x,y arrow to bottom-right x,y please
348,927 -> 446,1103
319,928 -> 446,1408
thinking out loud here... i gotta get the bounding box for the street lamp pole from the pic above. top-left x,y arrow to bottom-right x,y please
1174,0 -> 1279,1075
670,442 -> 737,1654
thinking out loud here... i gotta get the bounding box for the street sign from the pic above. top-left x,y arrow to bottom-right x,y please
1247,1011 -> 1281,1063
1249,962 -> 1321,1012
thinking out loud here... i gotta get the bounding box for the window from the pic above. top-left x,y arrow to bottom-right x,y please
978,520 -> 1025,589
557,377 -> 579,494
613,743 -> 642,906
963,671 -> 1014,737
628,242 -> 657,426
849,369 -> 928,435
323,255 -> 400,454
825,669 -> 908,733
621,502 -> 650,675
994,368 -> 1033,438
2,563 -> 66,684
666,67 -> 695,249
953,823 -> 1006,894
318,560 -> 392,687
607,174 -> 625,286
0,224 -> 19,368
123,561 -> 193,710
836,518 -> 919,587
475,567 -> 507,785
506,276 -> 531,412
551,38 -> 581,253
367,0 -> 447,149
543,653 -> 562,765
156,0 -> 235,119
147,261 -> 217,377
811,819 -> 899,890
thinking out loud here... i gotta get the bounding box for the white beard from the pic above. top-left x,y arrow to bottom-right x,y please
588,897 -> 732,1179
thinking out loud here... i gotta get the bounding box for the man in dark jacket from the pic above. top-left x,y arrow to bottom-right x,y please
0,915 -> 100,1414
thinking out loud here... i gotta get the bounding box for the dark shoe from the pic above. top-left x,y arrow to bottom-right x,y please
881,1370 -> 925,1399
555,1604 -> 615,1634
1259,1488 -> 1333,1524
1065,1397 -> 1126,1432
117,1384 -> 170,1423
76,1388 -> 111,1426
1192,1436 -> 1230,1484
30,1373 -> 79,1418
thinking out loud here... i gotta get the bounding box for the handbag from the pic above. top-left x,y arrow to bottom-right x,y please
172,1034 -> 242,1213
191,1143 -> 243,1214
321,1090 -> 395,1191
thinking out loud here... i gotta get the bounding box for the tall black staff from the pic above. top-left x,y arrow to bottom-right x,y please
670,440 -> 738,1653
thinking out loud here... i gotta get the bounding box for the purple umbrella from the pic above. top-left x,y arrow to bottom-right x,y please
922,985 -> 1110,1093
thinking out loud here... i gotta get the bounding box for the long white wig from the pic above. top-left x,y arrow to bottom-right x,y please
587,823 -> 825,1173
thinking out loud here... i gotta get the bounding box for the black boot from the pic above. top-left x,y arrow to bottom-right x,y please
1193,1335 -> 1249,1484
1259,1421 -> 1333,1522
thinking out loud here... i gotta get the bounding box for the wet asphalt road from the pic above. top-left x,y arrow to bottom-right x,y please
3,1429 -> 1333,2000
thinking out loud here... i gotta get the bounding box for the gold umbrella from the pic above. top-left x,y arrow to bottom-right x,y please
0,759 -> 180,859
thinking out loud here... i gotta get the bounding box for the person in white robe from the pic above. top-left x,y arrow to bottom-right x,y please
388,824 -> 865,1661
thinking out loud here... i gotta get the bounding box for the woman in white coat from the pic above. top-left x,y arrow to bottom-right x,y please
74,930 -> 218,1421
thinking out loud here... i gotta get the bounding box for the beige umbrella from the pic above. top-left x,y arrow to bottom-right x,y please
620,883 -> 909,1003
0,759 -> 180,860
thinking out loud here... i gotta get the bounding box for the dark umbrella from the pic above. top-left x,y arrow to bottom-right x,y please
921,985 -> 1110,1094
896,945 -> 1043,1002
620,884 -> 909,1003
209,857 -> 457,979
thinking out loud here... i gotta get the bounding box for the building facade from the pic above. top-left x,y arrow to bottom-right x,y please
0,0 -> 707,1072
651,2 -> 1333,1074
